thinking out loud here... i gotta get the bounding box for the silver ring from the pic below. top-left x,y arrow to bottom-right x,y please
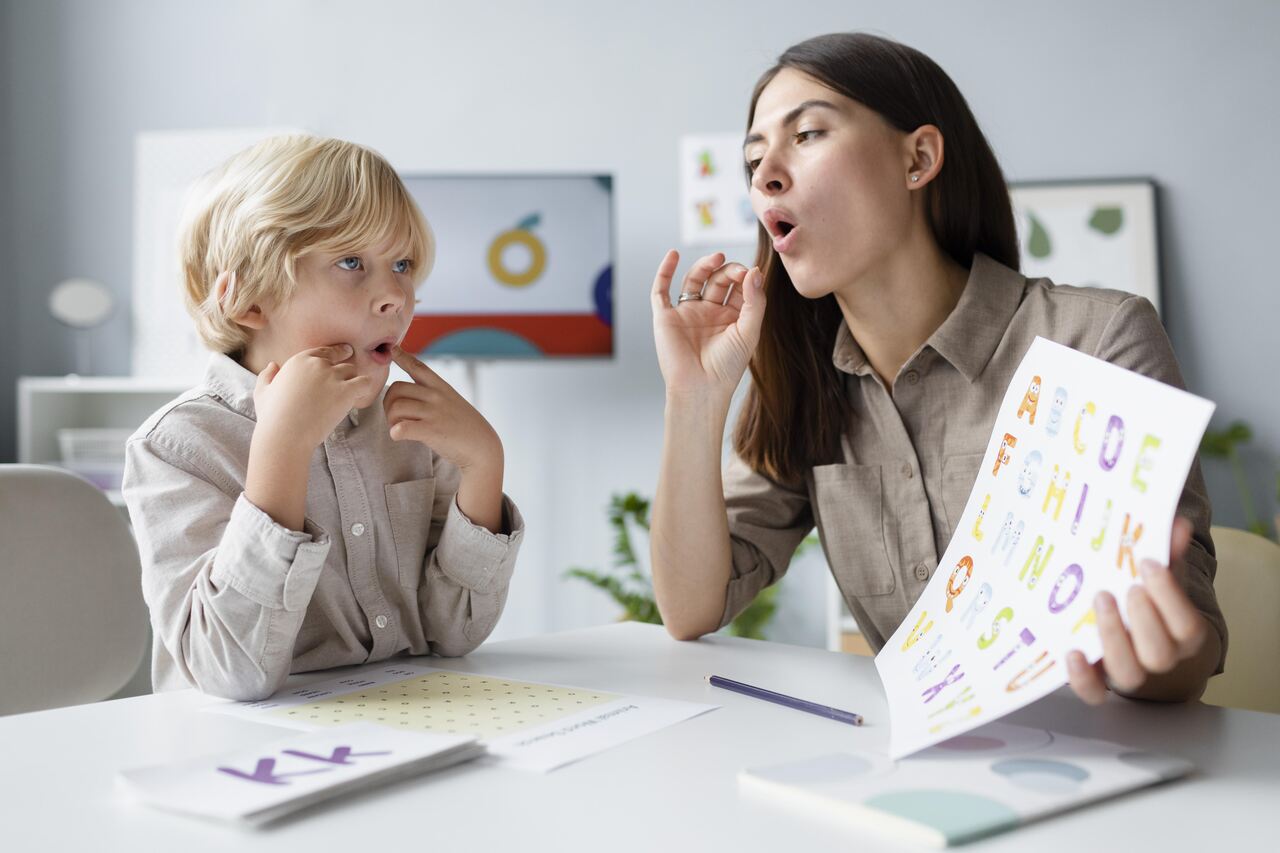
677,291 -> 703,303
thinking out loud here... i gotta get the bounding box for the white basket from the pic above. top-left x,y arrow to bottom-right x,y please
57,427 -> 133,465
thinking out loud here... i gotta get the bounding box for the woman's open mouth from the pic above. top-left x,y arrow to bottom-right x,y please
763,208 -> 799,253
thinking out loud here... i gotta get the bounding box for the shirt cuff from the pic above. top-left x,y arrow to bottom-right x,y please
434,493 -> 524,593
210,493 -> 332,612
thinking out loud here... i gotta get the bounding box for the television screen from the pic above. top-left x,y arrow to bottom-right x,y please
400,174 -> 614,359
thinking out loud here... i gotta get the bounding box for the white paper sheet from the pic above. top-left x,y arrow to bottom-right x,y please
875,337 -> 1214,759
679,133 -> 758,246
203,662 -> 717,772
119,722 -> 481,826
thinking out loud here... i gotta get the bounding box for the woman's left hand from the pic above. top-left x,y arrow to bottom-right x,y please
1066,516 -> 1216,703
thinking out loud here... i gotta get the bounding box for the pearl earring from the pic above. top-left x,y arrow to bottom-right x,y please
910,174 -> 920,183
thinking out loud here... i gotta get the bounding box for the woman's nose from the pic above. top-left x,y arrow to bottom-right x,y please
751,155 -> 788,195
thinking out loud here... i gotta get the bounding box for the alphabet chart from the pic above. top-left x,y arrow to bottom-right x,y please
205,662 -> 716,772
875,337 -> 1214,759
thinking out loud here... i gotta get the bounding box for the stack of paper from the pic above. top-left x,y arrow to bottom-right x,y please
118,722 -> 482,826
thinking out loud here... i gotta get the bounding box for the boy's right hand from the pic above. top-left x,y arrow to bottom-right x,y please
252,344 -> 374,451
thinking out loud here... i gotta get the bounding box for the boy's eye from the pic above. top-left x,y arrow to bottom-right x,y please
337,257 -> 362,271
393,259 -> 412,274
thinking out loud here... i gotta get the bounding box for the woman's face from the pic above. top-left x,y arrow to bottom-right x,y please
745,68 -> 914,298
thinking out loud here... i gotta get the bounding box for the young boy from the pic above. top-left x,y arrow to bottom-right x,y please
123,136 -> 523,700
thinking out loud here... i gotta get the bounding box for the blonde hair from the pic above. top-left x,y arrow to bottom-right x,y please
178,135 -> 435,355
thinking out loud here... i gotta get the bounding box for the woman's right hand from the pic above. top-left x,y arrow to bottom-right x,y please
649,250 -> 766,399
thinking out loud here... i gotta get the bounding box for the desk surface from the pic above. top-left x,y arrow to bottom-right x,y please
4,622 -> 1276,850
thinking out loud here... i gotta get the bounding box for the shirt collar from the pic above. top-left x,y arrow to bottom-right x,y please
831,253 -> 1025,383
202,352 -> 363,426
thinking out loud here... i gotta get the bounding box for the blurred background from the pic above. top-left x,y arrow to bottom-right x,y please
1,0 -> 1276,667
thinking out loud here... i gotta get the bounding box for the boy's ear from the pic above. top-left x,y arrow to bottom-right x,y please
215,270 -> 268,330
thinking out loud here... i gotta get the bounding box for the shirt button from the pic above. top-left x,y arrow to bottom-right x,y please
375,614 -> 388,629
905,370 -> 920,385
902,462 -> 913,479
914,563 -> 930,581
351,522 -> 366,537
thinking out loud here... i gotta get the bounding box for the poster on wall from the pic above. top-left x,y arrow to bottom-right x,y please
1009,179 -> 1161,315
132,128 -> 304,381
679,133 -> 758,247
874,337 -> 1213,759
400,175 -> 614,359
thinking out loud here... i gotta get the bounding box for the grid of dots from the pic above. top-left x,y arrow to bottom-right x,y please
270,672 -> 618,738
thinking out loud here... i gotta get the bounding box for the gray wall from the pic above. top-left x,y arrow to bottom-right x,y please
3,0 -> 1277,642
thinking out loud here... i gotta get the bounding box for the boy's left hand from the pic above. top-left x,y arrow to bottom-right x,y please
1066,516 -> 1215,704
384,346 -> 502,471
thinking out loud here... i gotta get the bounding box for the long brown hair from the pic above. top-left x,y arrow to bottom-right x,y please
733,33 -> 1019,484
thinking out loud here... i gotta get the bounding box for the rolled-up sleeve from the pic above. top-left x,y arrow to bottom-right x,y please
719,452 -> 816,630
1093,296 -> 1228,673
418,488 -> 524,656
123,434 -> 331,699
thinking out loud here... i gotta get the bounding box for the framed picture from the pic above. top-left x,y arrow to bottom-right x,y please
1008,178 -> 1161,315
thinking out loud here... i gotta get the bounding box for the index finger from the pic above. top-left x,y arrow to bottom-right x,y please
650,249 -> 680,313
391,345 -> 440,385
307,343 -> 355,363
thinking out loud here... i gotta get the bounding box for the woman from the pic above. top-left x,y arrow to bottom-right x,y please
649,33 -> 1224,704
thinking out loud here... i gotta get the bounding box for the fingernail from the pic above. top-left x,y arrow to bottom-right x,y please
751,267 -> 762,288
1139,559 -> 1166,579
1094,592 -> 1115,613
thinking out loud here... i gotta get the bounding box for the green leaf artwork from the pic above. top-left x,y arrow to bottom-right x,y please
1088,207 -> 1124,235
1027,212 -> 1052,258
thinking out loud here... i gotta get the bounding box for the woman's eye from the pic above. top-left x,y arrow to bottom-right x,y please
337,256 -> 363,271
795,129 -> 823,143
746,158 -> 762,174
392,259 -> 412,274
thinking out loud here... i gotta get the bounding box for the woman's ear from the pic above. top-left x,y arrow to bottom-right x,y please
905,125 -> 945,189
215,270 -> 268,330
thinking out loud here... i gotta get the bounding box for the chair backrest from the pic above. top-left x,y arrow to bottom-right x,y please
1201,526 -> 1280,714
0,464 -> 149,715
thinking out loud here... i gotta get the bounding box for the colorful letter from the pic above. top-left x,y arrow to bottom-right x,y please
921,664 -> 965,703
1071,483 -> 1089,535
1018,450 -> 1043,497
901,611 -> 934,652
945,556 -> 974,613
994,628 -> 1037,671
1006,651 -> 1056,692
1019,536 -> 1055,591
977,607 -> 1014,650
1131,434 -> 1161,493
1098,415 -> 1125,471
1017,375 -> 1042,424
1042,464 -> 1070,520
1046,387 -> 1069,437
1116,513 -> 1144,577
972,494 -> 991,542
1048,563 -> 1084,614
1073,402 -> 1097,455
960,582 -> 993,630
993,433 -> 1018,476
1090,499 -> 1113,551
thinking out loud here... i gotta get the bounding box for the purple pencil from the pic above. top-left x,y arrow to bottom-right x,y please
706,674 -> 864,726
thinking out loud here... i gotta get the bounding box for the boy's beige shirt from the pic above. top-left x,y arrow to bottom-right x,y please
721,254 -> 1228,670
123,353 -> 524,699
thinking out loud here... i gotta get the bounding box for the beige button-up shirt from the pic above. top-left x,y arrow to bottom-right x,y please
123,353 -> 524,699
721,254 -> 1226,670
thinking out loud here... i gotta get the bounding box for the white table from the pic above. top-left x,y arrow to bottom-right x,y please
4,622 -> 1276,850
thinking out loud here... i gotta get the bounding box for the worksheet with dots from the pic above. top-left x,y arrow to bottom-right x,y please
269,670 -> 618,739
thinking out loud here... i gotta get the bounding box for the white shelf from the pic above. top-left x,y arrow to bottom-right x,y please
17,377 -> 190,516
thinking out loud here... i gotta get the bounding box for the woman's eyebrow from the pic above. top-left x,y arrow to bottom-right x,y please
744,99 -> 840,148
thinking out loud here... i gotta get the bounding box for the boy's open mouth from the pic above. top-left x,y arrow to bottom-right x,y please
366,338 -> 396,365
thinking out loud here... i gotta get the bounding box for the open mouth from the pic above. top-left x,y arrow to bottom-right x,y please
366,339 -> 395,365
763,208 -> 799,252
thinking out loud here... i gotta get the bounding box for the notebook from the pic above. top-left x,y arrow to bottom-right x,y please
739,722 -> 1192,847
118,722 -> 483,827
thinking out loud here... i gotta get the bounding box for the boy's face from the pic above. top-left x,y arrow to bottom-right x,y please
242,236 -> 417,410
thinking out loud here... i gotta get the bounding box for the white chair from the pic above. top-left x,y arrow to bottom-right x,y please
0,464 -> 149,715
1201,526 -> 1280,715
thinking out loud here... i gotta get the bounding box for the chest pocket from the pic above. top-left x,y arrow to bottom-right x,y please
941,452 -> 987,541
811,463 -> 895,597
384,478 -> 436,588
